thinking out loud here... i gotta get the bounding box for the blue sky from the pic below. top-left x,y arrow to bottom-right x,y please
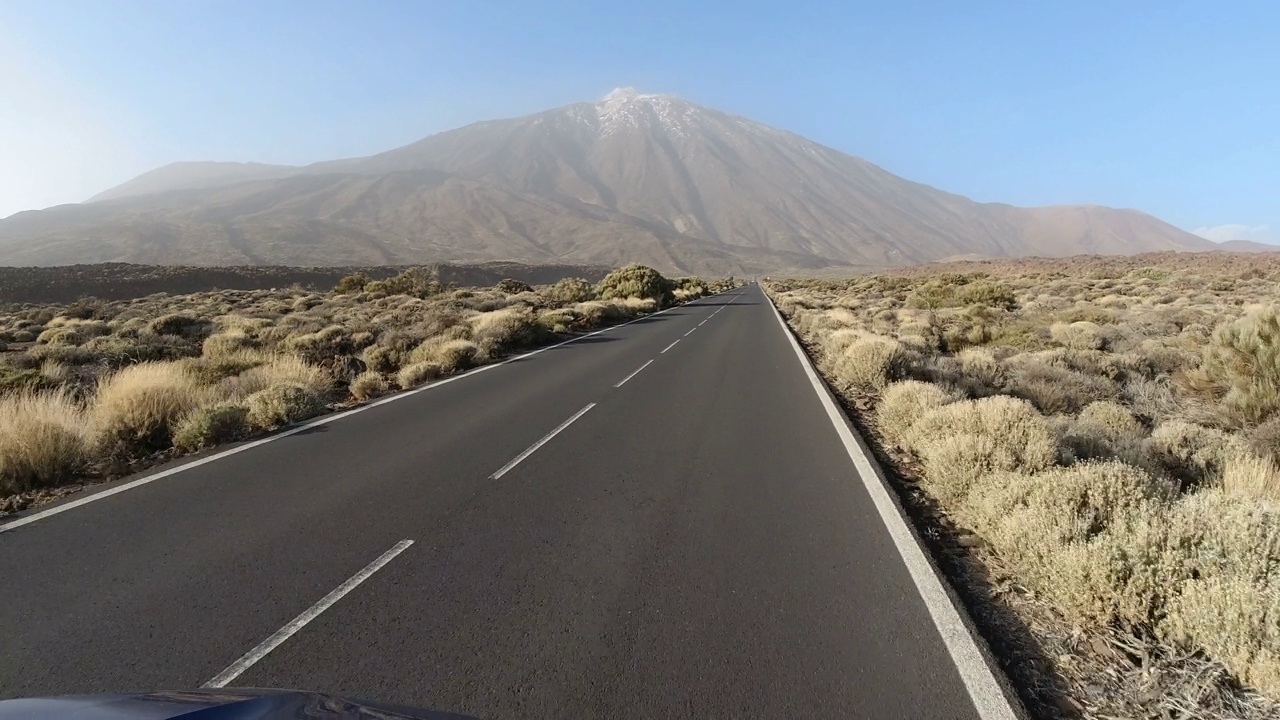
2,1 -> 1276,243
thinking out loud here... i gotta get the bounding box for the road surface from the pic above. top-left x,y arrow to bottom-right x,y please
0,284 -> 1017,719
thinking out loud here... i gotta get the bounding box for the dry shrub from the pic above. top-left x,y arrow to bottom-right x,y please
1247,415 -> 1280,463
470,308 -> 546,357
970,463 -> 1173,625
202,331 -> 257,357
876,381 -> 951,449
147,314 -> 213,340
1122,376 -> 1187,426
1078,401 -> 1144,443
172,403 -> 250,452
245,384 -> 325,429
827,335 -> 909,392
217,355 -> 330,402
572,300 -> 628,327
1163,577 -> 1280,695
0,390 -> 93,493
1221,451 -> 1280,504
283,325 -> 354,364
1060,400 -> 1148,464
595,264 -> 673,304
544,277 -> 596,304
1187,306 -> 1280,426
93,362 -> 206,456
1050,321 -> 1107,350
1004,358 -> 1117,414
536,308 -> 579,334
1147,420 -> 1239,488
956,348 -> 1006,390
397,361 -> 442,390
907,396 -> 1056,503
361,344 -> 402,373
349,371 -> 388,401
1160,490 -> 1280,695
409,337 -> 480,373
616,297 -> 659,314
182,350 -> 266,386
36,327 -> 88,346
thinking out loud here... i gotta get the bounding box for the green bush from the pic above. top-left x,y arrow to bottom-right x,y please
173,403 -> 250,452
0,364 -> 49,393
957,281 -> 1017,311
283,325 -> 354,364
182,354 -> 265,386
470,308 -> 548,356
147,314 -> 214,340
365,267 -> 444,298
496,278 -> 533,294
361,345 -> 402,373
545,278 -> 596,303
245,384 -> 325,429
596,265 -> 674,305
334,272 -> 371,293
63,297 -> 113,320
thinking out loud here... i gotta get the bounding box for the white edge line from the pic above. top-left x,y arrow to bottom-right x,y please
203,539 -> 414,688
762,288 -> 1021,720
660,339 -> 680,353
614,359 -> 655,388
489,403 -> 595,480
0,297 -> 702,534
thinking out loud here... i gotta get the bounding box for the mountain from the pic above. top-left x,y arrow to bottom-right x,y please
89,161 -> 298,203
0,88 -> 1214,273
1216,239 -> 1280,253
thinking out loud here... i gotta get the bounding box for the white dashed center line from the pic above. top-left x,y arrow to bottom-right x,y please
204,539 -> 415,688
490,403 -> 596,480
614,360 -> 654,388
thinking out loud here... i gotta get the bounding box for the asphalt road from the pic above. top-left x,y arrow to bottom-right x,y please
0,284 -> 1014,719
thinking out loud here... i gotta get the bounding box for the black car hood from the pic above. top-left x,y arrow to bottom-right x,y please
0,689 -> 478,719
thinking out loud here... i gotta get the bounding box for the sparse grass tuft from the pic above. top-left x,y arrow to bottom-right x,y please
93,362 -> 205,457
349,371 -> 388,401
0,390 -> 93,494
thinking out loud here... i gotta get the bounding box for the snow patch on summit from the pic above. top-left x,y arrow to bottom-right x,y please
594,87 -> 702,139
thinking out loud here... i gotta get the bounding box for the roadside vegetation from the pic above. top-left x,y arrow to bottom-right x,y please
0,264 -> 735,511
767,251 -> 1280,718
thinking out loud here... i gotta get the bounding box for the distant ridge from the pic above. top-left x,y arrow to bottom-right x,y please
89,161 -> 298,203
1215,239 -> 1280,253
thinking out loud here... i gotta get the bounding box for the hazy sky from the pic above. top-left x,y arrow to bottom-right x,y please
3,1 -> 1277,243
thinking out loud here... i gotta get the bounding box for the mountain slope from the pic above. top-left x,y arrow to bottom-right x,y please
1216,239 -> 1280,253
89,161 -> 300,202
0,88 -> 1213,272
